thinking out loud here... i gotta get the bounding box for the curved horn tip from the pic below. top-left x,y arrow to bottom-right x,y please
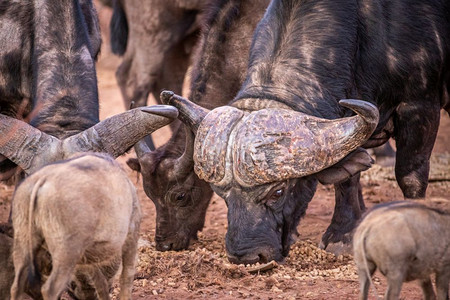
339,99 -> 377,110
339,99 -> 379,122
139,105 -> 179,119
160,90 -> 175,104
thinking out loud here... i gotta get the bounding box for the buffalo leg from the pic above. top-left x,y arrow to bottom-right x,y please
115,52 -> 152,110
385,282 -> 403,300
321,174 -> 363,250
394,102 -> 440,199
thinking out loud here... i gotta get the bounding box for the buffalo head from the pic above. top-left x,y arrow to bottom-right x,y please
161,91 -> 379,264
127,125 -> 213,251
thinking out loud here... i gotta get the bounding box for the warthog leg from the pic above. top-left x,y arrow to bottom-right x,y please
10,256 -> 29,300
40,249 -> 80,300
419,277 -> 436,300
89,267 -> 110,300
435,271 -> 450,300
118,218 -> 140,299
356,260 -> 376,300
384,270 -> 405,300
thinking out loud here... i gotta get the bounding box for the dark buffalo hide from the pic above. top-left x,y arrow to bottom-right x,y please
163,0 -> 450,264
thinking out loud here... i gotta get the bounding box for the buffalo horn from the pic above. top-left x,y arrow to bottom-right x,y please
160,90 -> 209,133
0,105 -> 178,175
133,138 -> 152,159
231,99 -> 379,186
0,114 -> 61,174
172,126 -> 195,178
62,105 -> 178,158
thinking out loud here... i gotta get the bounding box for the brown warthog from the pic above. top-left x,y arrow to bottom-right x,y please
353,201 -> 450,300
10,153 -> 141,300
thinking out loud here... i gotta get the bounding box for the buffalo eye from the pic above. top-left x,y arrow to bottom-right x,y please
273,189 -> 284,198
167,190 -> 189,207
265,186 -> 285,209
176,193 -> 186,201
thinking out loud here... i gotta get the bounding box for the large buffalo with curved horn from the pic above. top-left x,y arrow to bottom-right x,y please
162,0 -> 450,264
0,0 -> 178,180
126,0 -> 269,251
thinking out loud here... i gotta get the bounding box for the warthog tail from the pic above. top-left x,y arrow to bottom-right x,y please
27,178 -> 45,290
359,229 -> 380,300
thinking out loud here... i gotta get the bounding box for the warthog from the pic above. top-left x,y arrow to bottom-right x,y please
10,153 -> 141,300
353,201 -> 450,300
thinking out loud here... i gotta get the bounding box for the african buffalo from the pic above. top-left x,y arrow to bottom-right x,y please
353,202 -> 450,300
163,0 -> 450,264
0,0 -> 179,180
111,0 -> 206,109
10,153 -> 141,300
127,0 -> 269,251
110,0 -> 207,149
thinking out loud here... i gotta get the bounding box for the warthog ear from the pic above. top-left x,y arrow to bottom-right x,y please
314,147 -> 374,184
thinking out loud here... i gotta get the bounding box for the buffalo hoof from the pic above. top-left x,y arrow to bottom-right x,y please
320,220 -> 355,250
318,240 -> 352,256
155,237 -> 190,252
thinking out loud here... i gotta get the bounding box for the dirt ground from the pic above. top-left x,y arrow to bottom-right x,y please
0,3 -> 449,299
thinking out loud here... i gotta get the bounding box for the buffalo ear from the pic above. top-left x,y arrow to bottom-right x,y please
126,158 -> 141,173
315,147 -> 374,185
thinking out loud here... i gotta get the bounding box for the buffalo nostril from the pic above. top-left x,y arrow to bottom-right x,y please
258,253 -> 269,264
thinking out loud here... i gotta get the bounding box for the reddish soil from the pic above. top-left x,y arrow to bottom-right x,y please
0,3 -> 449,299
